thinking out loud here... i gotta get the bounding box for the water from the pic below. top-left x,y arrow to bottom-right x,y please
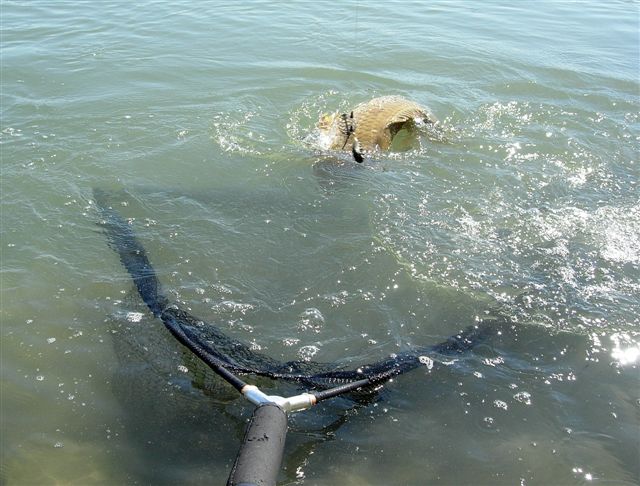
1,1 -> 638,484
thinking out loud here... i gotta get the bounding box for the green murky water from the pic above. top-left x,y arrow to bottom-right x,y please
1,1 -> 638,484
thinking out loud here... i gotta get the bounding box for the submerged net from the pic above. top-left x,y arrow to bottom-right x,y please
95,189 -> 494,393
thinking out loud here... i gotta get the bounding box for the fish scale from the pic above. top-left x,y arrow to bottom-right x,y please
323,95 -> 435,152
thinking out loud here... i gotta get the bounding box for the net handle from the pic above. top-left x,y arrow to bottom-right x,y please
227,403 -> 288,486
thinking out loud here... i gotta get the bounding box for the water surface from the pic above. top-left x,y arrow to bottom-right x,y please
1,1 -> 639,484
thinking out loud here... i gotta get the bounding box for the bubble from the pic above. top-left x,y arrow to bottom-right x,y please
282,337 -> 300,347
297,308 -> 325,333
212,300 -> 254,315
514,391 -> 532,405
297,345 -> 320,361
418,356 -> 434,370
483,356 -> 504,367
126,312 -> 144,323
494,400 -> 508,410
249,340 -> 262,351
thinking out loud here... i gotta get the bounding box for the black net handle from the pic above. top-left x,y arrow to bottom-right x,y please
227,403 -> 288,486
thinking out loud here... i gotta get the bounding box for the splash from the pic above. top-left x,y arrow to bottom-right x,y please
370,99 -> 639,339
210,110 -> 265,155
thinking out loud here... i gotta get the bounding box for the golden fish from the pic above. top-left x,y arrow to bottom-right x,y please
317,95 -> 436,161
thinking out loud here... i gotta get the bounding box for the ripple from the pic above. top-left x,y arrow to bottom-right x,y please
211,300 -> 254,316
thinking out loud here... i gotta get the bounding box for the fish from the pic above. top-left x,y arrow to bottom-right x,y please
317,96 -> 437,161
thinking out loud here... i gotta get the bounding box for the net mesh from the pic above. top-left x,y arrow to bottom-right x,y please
95,189 -> 493,392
